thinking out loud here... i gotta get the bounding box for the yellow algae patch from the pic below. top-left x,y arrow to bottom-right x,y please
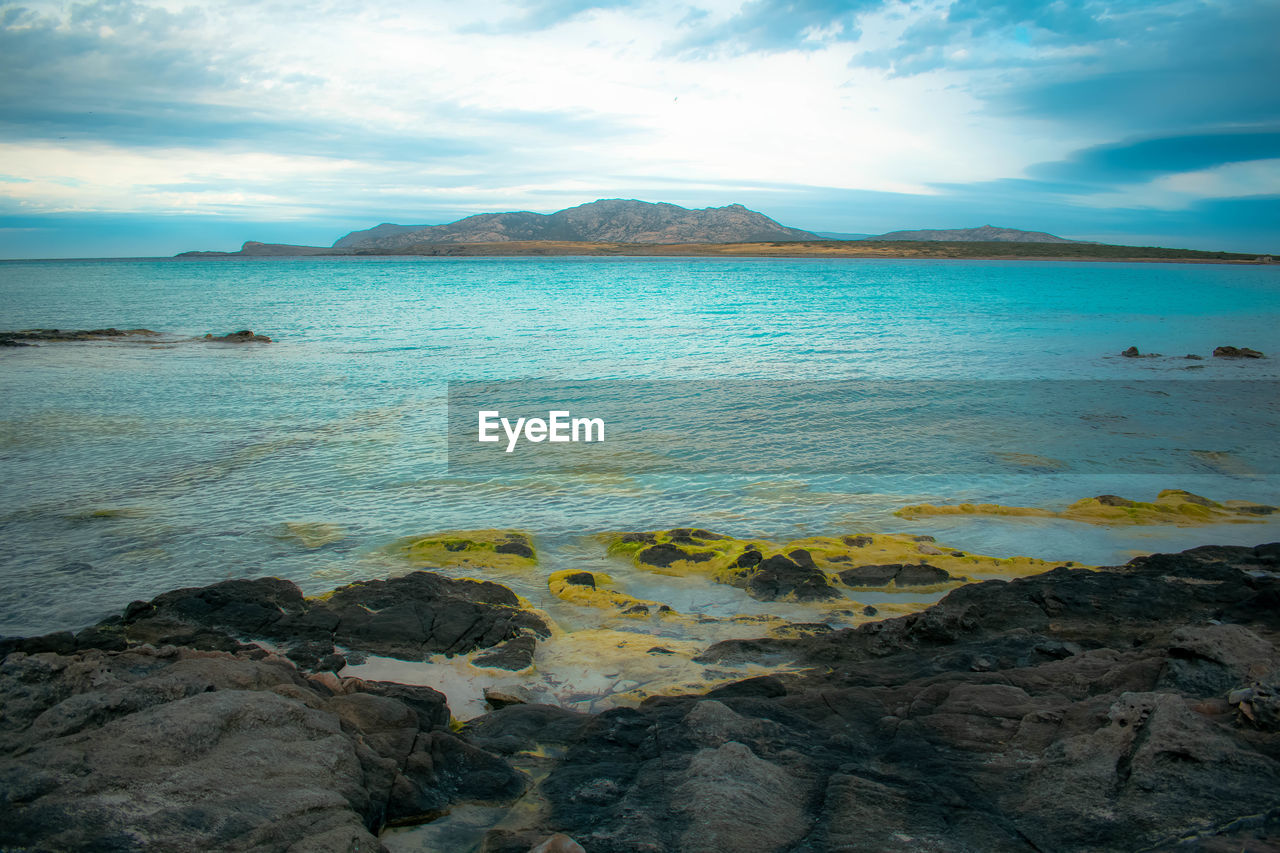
547,569 -> 675,618
533,628 -> 797,710
783,532 -> 1066,580
896,503 -> 1053,520
274,522 -> 345,549
896,489 -> 1276,527
605,527 -> 1066,596
390,529 -> 538,570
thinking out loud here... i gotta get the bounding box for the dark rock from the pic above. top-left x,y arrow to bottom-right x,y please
0,338 -> 32,347
99,571 -> 549,666
7,542 -> 1280,853
735,548 -> 763,568
1095,493 -> 1136,506
495,539 -> 535,558
284,639 -> 345,672
0,646 -> 400,850
861,605 -> 878,616
203,329 -> 272,343
704,675 -> 787,699
324,573 -> 550,660
464,704 -> 590,757
842,535 -> 873,547
1121,346 -> 1161,357
473,635 -> 537,671
618,532 -> 656,545
561,572 -> 597,589
1184,354 -> 1204,360
353,681 -> 450,731
0,328 -> 159,342
894,563 -> 953,586
647,646 -> 675,655
787,548 -> 816,568
741,554 -> 841,601
386,722 -> 522,819
636,543 -> 713,568
838,564 -> 904,587
1213,345 -> 1265,359
465,542 -> 1280,853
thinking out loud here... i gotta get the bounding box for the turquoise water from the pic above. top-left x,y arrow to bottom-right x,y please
2,256 -> 1279,635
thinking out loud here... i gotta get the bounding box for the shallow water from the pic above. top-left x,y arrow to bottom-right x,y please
1,256 -> 1279,637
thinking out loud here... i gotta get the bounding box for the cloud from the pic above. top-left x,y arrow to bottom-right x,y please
671,0 -> 883,55
462,0 -> 639,33
0,0 -> 1275,257
1029,129 -> 1280,187
986,1 -> 1280,132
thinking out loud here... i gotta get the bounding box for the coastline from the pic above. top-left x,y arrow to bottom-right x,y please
3,540 -> 1277,850
173,239 -> 1277,265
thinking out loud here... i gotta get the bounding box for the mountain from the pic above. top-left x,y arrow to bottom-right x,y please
871,225 -> 1079,243
332,199 -> 819,249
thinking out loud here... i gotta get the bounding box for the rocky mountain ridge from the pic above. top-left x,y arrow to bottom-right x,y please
875,224 -> 1080,242
332,199 -> 819,249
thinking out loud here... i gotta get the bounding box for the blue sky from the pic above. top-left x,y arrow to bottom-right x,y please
0,0 -> 1276,257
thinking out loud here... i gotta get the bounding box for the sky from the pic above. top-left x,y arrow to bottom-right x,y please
0,0 -> 1277,257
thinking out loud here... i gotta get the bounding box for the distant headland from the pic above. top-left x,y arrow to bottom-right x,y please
177,199 -> 1275,263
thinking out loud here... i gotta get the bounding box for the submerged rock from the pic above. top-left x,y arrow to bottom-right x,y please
392,529 -> 539,570
1213,345 -> 1265,359
0,327 -> 160,342
203,329 -> 272,343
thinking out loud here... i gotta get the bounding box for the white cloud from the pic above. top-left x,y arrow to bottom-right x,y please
1074,159 -> 1280,210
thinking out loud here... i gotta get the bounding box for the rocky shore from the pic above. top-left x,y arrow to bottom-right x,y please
2,542 -> 1279,851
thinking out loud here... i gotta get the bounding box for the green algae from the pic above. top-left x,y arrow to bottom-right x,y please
389,529 -> 539,571
896,488 -> 1276,527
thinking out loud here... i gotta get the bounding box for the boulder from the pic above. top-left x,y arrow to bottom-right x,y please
0,645 -> 522,851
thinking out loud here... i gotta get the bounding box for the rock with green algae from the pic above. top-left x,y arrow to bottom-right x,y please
605,528 -> 1056,598
547,569 -> 676,618
896,488 -> 1277,526
605,528 -> 841,601
391,529 -> 539,571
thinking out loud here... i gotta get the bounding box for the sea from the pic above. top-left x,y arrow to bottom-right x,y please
2,255 -> 1279,638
